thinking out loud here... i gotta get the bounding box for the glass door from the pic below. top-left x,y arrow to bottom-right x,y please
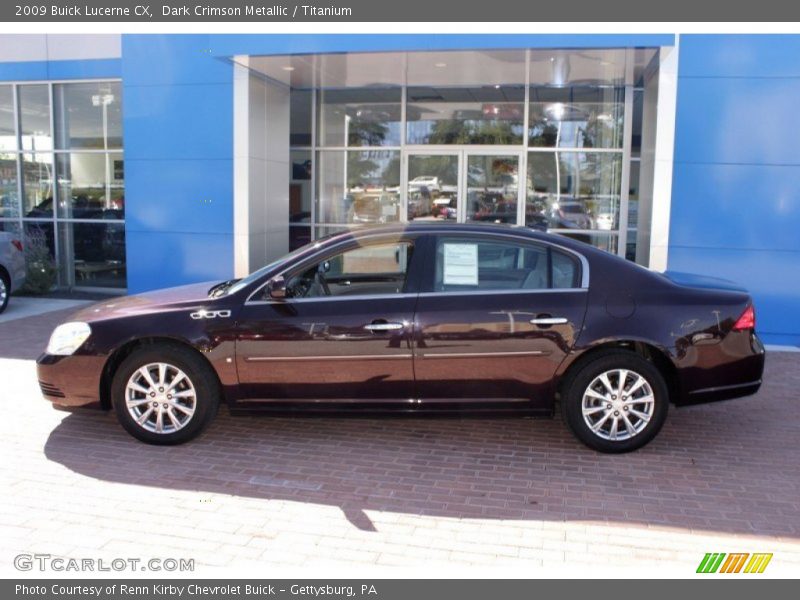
404,150 -> 523,225
463,152 -> 523,225
405,152 -> 460,222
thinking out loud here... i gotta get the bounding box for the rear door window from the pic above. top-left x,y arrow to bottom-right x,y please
433,236 -> 580,292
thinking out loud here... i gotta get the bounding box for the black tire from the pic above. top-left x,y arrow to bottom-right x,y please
0,270 -> 9,314
111,344 -> 220,445
560,350 -> 669,453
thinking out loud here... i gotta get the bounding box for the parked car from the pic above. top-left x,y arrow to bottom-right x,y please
409,176 -> 441,193
37,224 -> 765,453
549,199 -> 593,230
0,231 -> 26,314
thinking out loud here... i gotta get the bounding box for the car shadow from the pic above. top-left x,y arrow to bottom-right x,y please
43,354 -> 800,539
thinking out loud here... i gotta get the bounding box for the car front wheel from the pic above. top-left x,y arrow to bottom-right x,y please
111,344 -> 219,445
561,351 -> 669,453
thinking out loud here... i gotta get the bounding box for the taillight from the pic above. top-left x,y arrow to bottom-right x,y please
732,305 -> 756,332
11,239 -> 23,252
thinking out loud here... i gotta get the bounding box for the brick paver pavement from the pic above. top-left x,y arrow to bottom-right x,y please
1,307 -> 799,574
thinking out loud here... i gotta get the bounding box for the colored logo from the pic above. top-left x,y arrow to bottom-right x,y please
697,552 -> 773,574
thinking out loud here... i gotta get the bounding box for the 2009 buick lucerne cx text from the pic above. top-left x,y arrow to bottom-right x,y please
37,224 -> 765,452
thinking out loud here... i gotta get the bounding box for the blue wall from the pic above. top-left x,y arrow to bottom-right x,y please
670,35 -> 800,346
122,34 -> 235,292
0,58 -> 121,81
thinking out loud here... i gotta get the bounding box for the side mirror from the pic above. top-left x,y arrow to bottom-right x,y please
266,275 -> 286,300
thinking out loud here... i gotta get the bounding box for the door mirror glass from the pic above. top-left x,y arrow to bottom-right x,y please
266,275 -> 287,299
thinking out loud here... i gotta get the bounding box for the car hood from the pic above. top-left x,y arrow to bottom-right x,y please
70,281 -> 223,322
661,271 -> 748,293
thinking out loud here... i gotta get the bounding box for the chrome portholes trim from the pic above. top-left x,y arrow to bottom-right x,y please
190,309 -> 232,320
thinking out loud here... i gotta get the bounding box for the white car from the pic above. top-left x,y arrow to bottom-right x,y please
409,176 -> 440,192
0,231 -> 26,314
595,212 -> 616,231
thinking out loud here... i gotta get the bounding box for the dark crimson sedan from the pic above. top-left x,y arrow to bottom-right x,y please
37,224 -> 765,452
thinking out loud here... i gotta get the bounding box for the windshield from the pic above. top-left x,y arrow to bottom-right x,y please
222,238 -> 325,296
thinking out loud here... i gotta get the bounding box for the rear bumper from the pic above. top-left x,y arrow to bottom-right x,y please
36,353 -> 105,408
682,379 -> 762,406
676,332 -> 766,406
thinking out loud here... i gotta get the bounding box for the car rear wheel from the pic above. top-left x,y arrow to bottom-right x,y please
111,344 -> 219,445
0,271 -> 9,314
561,351 -> 669,453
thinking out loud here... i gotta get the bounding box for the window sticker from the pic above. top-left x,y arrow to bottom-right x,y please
443,243 -> 479,286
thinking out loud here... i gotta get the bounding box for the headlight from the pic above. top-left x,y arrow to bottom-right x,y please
46,322 -> 92,356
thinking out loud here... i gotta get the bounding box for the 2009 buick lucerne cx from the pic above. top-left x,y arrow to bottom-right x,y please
37,224 -> 765,452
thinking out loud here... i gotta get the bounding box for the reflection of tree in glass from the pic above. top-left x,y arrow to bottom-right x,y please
346,151 -> 399,189
426,119 -> 521,145
347,116 -> 389,147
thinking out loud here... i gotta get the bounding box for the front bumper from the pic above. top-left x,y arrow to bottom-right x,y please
36,353 -> 106,408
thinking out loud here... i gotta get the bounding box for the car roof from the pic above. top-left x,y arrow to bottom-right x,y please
322,222 -> 596,255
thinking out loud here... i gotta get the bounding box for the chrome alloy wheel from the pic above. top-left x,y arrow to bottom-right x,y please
0,276 -> 7,306
125,363 -> 196,434
581,369 -> 654,441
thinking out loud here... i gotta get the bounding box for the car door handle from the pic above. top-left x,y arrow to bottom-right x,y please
364,322 -> 405,332
530,316 -> 568,325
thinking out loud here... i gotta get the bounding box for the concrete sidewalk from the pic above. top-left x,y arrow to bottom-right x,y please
0,296 -> 90,324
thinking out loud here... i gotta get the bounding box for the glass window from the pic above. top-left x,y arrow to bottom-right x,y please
24,221 -> 56,289
406,86 -> 525,145
625,230 -> 637,262
286,241 -> 413,299
316,150 -> 400,224
0,86 -> 15,151
21,153 -> 54,217
561,232 -> 618,254
19,85 -> 51,151
407,154 -> 458,221
627,160 -> 640,230
53,82 -> 122,149
466,155 -> 519,224
290,89 -> 312,146
0,153 -> 19,219
0,220 -> 20,236
527,152 -> 622,231
529,87 -> 624,149
290,149 -> 312,251
631,90 -> 643,157
433,237 -> 579,292
56,152 -> 124,219
58,221 -> 126,289
318,88 -> 401,147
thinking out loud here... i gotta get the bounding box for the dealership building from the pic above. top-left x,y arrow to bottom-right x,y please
0,33 -> 798,346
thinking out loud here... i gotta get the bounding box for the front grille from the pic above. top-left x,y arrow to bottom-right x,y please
39,381 -> 65,398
